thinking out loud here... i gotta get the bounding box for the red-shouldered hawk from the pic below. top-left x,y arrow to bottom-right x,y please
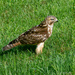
2,16 -> 58,54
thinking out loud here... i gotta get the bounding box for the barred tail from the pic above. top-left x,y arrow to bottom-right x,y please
2,38 -> 21,51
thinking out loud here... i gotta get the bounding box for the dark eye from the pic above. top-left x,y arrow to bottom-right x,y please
51,19 -> 54,20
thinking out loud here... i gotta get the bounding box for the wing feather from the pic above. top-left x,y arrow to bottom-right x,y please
18,25 -> 48,44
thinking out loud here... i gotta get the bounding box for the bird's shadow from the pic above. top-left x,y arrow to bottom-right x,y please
0,45 -> 37,56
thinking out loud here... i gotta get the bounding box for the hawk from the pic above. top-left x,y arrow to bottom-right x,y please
2,16 -> 58,54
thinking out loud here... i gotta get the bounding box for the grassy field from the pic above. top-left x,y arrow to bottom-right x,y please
0,0 -> 74,75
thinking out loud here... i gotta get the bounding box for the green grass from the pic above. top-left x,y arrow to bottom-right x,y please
0,0 -> 74,75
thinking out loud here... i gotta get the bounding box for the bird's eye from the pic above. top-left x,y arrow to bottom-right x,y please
51,19 -> 54,20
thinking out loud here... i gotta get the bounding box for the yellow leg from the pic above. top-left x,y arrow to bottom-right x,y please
35,42 -> 44,54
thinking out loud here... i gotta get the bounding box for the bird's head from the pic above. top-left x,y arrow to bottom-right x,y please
40,16 -> 58,26
45,16 -> 58,25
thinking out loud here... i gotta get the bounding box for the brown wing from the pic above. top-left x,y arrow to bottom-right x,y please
18,25 -> 48,44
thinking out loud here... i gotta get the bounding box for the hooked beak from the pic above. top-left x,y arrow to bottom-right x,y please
56,19 -> 58,22
56,20 -> 58,22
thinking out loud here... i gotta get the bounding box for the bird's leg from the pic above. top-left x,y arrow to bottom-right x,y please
35,42 -> 44,54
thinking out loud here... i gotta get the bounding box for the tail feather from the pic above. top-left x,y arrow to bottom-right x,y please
2,38 -> 21,51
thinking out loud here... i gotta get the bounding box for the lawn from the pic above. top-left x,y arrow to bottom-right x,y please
0,0 -> 74,75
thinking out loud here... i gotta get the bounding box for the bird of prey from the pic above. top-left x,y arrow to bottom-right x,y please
2,16 -> 58,54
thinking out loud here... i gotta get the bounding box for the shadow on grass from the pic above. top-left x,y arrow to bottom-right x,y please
0,45 -> 37,56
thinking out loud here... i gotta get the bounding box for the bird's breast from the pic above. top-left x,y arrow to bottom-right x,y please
47,24 -> 53,37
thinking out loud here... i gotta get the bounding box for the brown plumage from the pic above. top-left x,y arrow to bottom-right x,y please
2,16 -> 58,54
3,39 -> 21,51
